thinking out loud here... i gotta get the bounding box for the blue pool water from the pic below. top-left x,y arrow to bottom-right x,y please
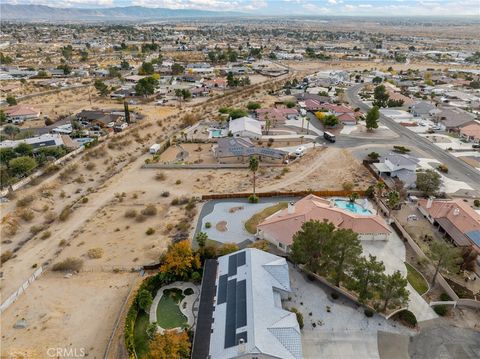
334,199 -> 372,215
210,129 -> 223,138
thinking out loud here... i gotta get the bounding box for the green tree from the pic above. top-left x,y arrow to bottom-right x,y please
290,221 -> 335,272
120,59 -> 130,70
124,101 -> 130,124
430,241 -> 461,286
57,63 -> 71,75
135,76 -> 158,96
367,152 -> 380,160
0,148 -> 16,165
372,76 -> 383,84
323,229 -> 362,286
249,156 -> 259,197
137,289 -> 153,313
171,63 -> 185,75
227,72 -> 236,87
365,106 -> 380,131
6,95 -> 17,106
0,110 -> 6,124
196,232 -> 208,253
94,80 -> 109,96
61,45 -> 73,60
138,61 -> 154,75
3,124 -> 20,139
351,255 -> 385,303
14,143 -> 33,156
373,85 -> 389,108
323,114 -> 338,127
247,102 -> 261,111
379,270 -> 409,312
0,52 -> 13,64
8,156 -> 37,177
416,170 -> 441,197
386,190 -> 400,209
0,164 -> 12,187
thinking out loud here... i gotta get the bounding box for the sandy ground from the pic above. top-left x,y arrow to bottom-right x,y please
1,271 -> 137,359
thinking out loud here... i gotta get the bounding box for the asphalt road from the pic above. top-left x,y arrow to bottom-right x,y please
345,84 -> 480,193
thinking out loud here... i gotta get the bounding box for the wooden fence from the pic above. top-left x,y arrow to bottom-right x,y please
201,189 -> 367,200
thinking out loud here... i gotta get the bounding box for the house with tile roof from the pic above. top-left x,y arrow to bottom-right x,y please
4,104 -> 40,124
205,248 -> 303,359
257,195 -> 391,253
417,198 -> 480,251
459,121 -> 480,143
256,107 -> 299,124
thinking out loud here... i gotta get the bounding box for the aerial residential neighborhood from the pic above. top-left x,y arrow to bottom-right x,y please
1,1 -> 479,359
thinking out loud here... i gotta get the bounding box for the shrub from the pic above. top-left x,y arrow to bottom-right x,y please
342,182 -> 353,191
155,172 -> 166,181
18,209 -> 34,222
205,222 -> 212,229
175,179 -> 182,185
146,227 -> 155,235
161,191 -> 170,197
141,204 -> 157,216
191,271 -> 202,283
81,197 -> 89,203
85,162 -> 96,171
124,209 -> 137,218
59,206 -> 72,221
40,231 -> 51,240
433,305 -> 448,316
30,225 -> 45,235
184,288 -> 194,295
364,308 -> 374,317
44,211 -> 56,223
290,307 -> 304,329
248,194 -> 259,203
397,310 -> 417,327
440,293 -> 451,301
16,194 -> 35,207
1,250 -> 13,264
474,199 -> 480,207
52,257 -> 84,272
135,214 -> 146,223
331,292 -> 339,300
87,248 -> 104,259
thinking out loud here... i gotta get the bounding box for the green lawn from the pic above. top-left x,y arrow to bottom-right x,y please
156,288 -> 187,329
245,202 -> 288,234
133,311 -> 150,359
405,262 -> 429,295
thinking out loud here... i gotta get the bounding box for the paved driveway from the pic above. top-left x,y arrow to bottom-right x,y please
287,266 -> 412,359
361,231 -> 437,323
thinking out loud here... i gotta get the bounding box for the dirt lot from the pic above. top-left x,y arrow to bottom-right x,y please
1,271 -> 137,359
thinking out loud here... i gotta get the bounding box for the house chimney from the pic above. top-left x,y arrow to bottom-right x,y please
288,202 -> 295,214
426,197 -> 433,209
238,338 -> 246,354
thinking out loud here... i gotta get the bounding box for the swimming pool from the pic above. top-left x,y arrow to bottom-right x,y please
210,129 -> 223,138
334,199 -> 372,215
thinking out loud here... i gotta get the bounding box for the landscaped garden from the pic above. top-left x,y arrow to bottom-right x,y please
245,202 -> 288,234
405,262 -> 429,295
156,288 -> 188,329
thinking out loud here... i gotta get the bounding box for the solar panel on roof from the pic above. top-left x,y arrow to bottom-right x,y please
217,274 -> 228,304
228,254 -> 237,276
236,280 -> 247,328
237,251 -> 246,267
224,279 -> 238,348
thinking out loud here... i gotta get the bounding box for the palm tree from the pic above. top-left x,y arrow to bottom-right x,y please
349,192 -> 359,203
387,191 -> 400,209
375,181 -> 385,197
249,156 -> 259,197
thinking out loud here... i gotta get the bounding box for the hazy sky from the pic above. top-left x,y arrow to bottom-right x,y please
3,0 -> 480,16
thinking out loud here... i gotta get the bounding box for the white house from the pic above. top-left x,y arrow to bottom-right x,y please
228,117 -> 262,140
206,249 -> 303,359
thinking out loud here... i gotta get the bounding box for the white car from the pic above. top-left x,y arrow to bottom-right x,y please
295,146 -> 305,157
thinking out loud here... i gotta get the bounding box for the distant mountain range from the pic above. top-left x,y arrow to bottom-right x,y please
0,4 -> 244,22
